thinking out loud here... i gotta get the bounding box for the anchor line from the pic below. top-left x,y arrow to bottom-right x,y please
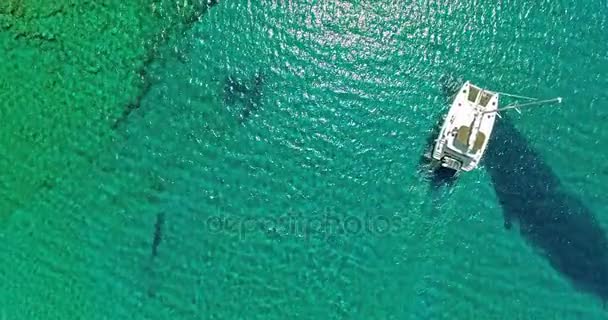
483,97 -> 563,114
496,92 -> 539,101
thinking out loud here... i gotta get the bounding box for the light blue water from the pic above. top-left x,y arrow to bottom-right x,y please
1,1 -> 608,319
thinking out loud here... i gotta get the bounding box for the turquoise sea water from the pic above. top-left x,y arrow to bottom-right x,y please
1,1 -> 608,319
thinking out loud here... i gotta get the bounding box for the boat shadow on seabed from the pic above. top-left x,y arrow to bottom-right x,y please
223,70 -> 265,124
418,113 -> 459,215
427,74 -> 608,305
485,116 -> 608,305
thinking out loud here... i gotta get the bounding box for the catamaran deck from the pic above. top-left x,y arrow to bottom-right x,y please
432,82 -> 498,172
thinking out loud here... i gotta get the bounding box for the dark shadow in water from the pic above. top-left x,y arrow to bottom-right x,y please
112,1 -> 220,129
419,121 -> 458,191
439,73 -> 464,100
418,113 -> 458,215
223,70 -> 265,123
419,73 -> 463,190
183,0 -> 220,25
150,212 -> 165,259
146,211 -> 166,298
485,117 -> 608,302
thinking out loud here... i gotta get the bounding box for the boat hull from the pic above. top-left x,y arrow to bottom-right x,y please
431,81 -> 498,172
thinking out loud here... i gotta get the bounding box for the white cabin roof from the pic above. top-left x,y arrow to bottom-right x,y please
434,81 -> 498,171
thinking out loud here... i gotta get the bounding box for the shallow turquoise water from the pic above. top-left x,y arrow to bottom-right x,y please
2,1 -> 608,319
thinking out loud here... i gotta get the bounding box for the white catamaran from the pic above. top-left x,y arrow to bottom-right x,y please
429,81 -> 561,175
